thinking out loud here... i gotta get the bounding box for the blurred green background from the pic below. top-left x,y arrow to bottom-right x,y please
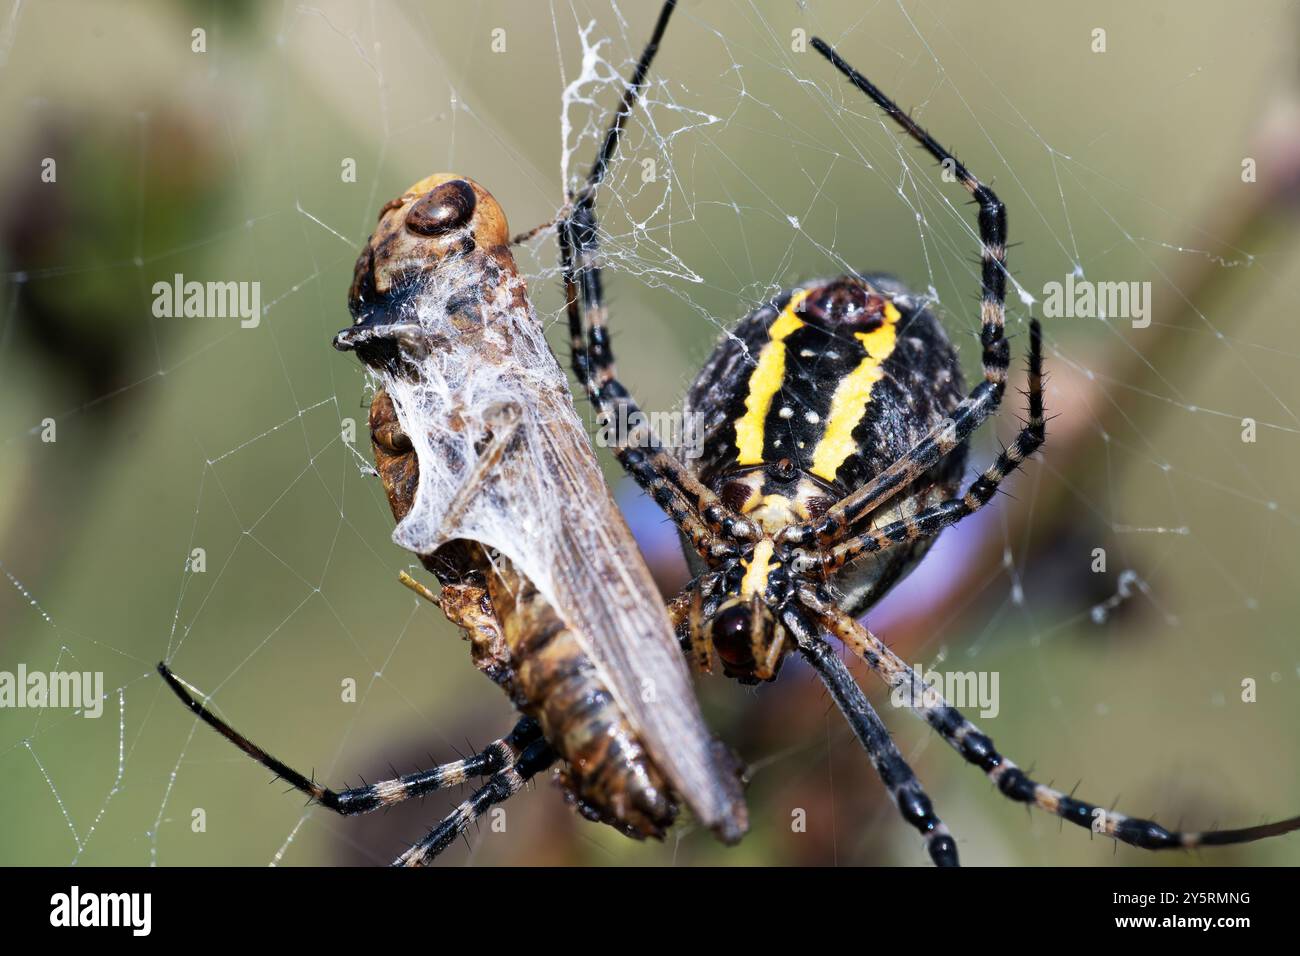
2,0 -> 1299,866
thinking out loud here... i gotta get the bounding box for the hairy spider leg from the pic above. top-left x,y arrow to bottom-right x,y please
802,598 -> 1300,855
393,739 -> 558,867
159,662 -> 542,821
777,39 -> 1020,552
558,0 -> 759,562
791,617 -> 959,866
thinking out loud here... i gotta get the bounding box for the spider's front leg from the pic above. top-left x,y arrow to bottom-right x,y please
159,661 -> 543,820
557,0 -> 755,562
560,203 -> 752,562
779,39 -> 1020,553
800,593 -> 1300,855
665,579 -> 716,674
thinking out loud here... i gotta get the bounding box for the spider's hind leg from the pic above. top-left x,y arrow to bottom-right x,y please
805,603 -> 1300,855
788,613 -> 960,867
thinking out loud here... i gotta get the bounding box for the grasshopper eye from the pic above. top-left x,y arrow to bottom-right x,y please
405,179 -> 477,236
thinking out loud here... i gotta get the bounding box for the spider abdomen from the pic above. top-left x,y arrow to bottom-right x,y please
681,274 -> 969,612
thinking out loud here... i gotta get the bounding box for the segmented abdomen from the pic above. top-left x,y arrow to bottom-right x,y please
484,562 -> 676,839
368,388 -> 675,840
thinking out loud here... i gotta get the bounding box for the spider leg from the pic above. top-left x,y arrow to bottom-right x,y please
799,597 -> 1300,853
665,580 -> 711,673
158,662 -> 542,815
392,738 -> 557,866
558,0 -> 756,559
788,612 -> 959,866
778,40 -> 1015,551
815,322 -> 1043,573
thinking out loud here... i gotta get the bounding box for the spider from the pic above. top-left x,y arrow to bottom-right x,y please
554,0 -> 1300,865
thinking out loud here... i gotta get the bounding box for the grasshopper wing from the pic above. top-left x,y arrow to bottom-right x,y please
361,238 -> 747,843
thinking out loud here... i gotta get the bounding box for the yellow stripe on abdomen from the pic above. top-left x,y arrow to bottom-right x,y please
733,290 -> 810,466
809,302 -> 901,482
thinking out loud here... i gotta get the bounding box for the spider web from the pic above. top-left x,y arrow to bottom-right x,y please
2,0 -> 1299,867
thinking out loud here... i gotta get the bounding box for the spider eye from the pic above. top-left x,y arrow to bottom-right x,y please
406,179 -> 477,236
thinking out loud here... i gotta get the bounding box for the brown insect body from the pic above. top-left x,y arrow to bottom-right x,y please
368,390 -> 674,837
342,174 -> 746,843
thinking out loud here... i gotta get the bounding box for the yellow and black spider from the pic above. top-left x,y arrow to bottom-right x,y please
559,0 -> 1300,865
